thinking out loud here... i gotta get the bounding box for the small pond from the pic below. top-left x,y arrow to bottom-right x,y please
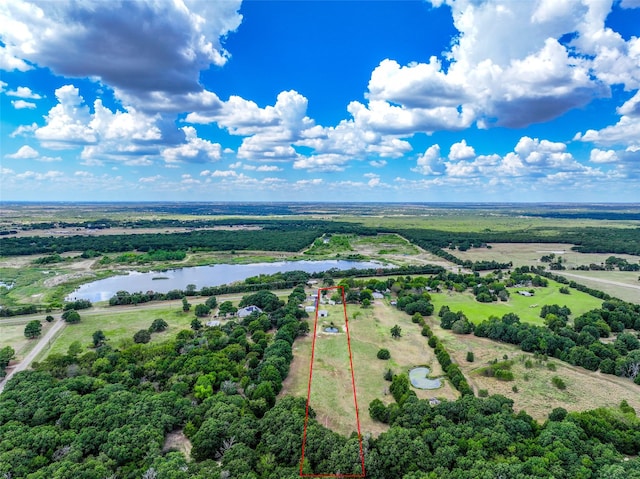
324,327 -> 339,333
409,367 -> 443,390
66,259 -> 388,302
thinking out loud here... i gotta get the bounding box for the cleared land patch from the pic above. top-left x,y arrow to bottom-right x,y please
427,318 -> 640,421
429,279 -> 603,325
281,301 -> 458,436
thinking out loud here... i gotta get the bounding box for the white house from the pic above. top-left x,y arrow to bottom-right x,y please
237,305 -> 263,318
518,291 -> 534,297
305,306 -> 316,313
206,320 -> 220,327
372,292 -> 384,299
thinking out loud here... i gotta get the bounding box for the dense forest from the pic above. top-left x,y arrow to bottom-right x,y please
2,283 -> 639,478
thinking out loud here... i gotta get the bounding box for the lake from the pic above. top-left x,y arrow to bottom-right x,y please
66,260 -> 387,302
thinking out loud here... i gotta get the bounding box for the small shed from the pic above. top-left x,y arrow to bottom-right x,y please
318,310 -> 328,318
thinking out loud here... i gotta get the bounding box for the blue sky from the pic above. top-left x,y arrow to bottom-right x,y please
1,0 -> 640,202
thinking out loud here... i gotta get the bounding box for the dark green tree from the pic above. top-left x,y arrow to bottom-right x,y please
194,304 -> 211,317
191,318 -> 203,331
148,318 -> 168,332
92,330 -> 106,347
182,297 -> 191,312
391,325 -> 402,338
133,329 -> 151,344
24,320 -> 42,339
62,309 -> 81,323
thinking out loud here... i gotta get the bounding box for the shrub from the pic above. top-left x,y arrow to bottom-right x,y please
495,369 -> 514,381
551,376 -> 566,390
512,385 -> 518,393
149,318 -> 168,333
466,351 -> 474,362
377,348 -> 391,360
369,399 -> 388,423
45,315 -> 54,323
384,368 -> 393,381
133,329 -> 151,344
478,389 -> 488,397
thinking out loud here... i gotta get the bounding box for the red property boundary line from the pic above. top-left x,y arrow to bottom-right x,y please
299,286 -> 366,478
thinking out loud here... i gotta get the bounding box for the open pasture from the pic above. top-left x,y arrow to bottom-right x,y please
281,301 -> 458,436
429,279 -> 604,325
38,304 -> 197,359
428,319 -> 640,421
454,242 -> 640,269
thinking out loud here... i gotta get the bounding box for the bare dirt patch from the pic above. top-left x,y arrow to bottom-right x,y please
163,430 -> 192,459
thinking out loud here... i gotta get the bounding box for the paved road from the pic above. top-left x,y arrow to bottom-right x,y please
0,318 -> 66,395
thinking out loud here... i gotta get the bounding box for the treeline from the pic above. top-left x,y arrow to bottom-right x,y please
0,220 -> 376,256
397,226 -> 640,256
419,318 -> 473,396
5,218 -> 640,256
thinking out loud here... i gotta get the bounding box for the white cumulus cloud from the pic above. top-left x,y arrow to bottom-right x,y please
0,0 -> 242,110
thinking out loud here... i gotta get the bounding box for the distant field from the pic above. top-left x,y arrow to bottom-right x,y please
559,271 -> 640,305
349,215 -> 640,232
429,279 -> 604,325
281,301 -> 458,437
428,318 -> 640,421
454,242 -> 640,268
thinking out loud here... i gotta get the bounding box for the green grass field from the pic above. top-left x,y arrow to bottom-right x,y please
0,320 -> 57,360
429,279 -> 604,325
38,305 -> 199,359
281,301 -> 459,436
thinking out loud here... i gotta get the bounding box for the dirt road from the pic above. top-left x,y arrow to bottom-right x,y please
0,317 -> 66,395
560,272 -> 640,292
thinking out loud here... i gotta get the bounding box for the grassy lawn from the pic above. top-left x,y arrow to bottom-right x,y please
427,317 -> 640,421
430,279 -> 604,325
281,301 -> 458,437
0,320 -> 56,360
39,303 -> 203,359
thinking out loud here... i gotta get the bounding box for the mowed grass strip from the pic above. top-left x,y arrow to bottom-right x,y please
430,280 -> 603,325
281,301 -> 458,437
